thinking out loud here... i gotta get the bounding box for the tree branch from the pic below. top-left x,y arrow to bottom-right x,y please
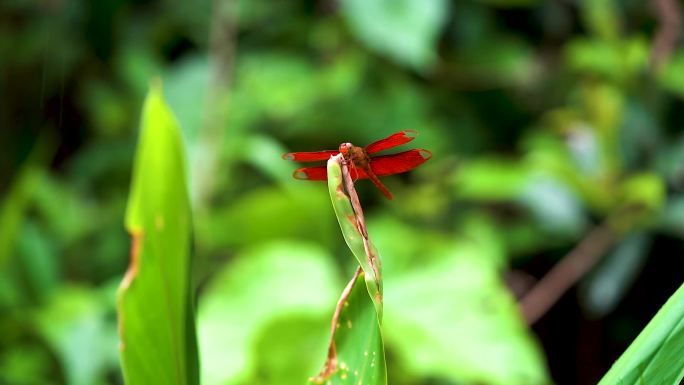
651,0 -> 682,70
519,223 -> 617,324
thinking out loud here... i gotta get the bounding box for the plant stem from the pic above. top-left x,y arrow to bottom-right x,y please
519,223 -> 617,324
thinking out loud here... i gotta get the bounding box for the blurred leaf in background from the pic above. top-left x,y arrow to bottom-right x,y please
198,242 -> 340,385
341,0 -> 449,71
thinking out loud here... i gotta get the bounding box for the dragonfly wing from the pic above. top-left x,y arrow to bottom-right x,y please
293,166 -> 328,180
364,130 -> 418,154
282,150 -> 339,162
369,149 -> 432,176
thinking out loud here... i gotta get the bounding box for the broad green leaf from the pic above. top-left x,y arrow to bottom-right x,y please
197,241 -> 340,385
340,0 -> 449,70
370,217 -> 550,385
310,271 -> 387,385
598,282 -> 684,385
327,158 -> 382,317
117,81 -> 199,385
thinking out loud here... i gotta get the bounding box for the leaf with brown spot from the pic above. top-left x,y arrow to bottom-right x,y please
117,80 -> 199,385
309,156 -> 386,385
326,155 -> 383,319
310,269 -> 386,385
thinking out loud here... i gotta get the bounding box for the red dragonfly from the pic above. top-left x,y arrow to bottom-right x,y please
282,130 -> 432,199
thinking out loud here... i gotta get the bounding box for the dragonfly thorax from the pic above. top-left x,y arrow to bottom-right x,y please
339,143 -> 369,166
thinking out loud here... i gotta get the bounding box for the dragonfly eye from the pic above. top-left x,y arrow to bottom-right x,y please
339,143 -> 352,155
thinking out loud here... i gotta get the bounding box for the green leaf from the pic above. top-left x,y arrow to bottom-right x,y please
318,157 -> 387,384
340,0 -> 449,70
117,81 -> 199,385
597,282 -> 684,385
370,217 -> 550,385
197,241 -> 340,385
310,271 -> 387,385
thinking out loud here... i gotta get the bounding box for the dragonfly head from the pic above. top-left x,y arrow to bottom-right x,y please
339,142 -> 353,155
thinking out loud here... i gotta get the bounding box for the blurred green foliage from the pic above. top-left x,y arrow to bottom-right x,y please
1,0 -> 684,384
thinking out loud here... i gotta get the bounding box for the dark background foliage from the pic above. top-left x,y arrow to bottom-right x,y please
2,0 -> 684,384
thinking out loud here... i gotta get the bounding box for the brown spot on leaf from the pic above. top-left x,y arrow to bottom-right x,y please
120,230 -> 144,290
309,342 -> 338,384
